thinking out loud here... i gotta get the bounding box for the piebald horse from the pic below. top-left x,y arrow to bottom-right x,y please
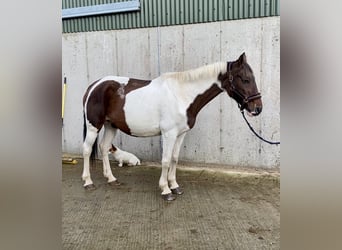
82,53 -> 262,201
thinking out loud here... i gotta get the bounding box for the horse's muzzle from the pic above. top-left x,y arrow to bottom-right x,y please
246,101 -> 262,116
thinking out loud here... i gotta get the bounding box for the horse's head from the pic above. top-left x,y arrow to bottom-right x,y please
219,53 -> 262,116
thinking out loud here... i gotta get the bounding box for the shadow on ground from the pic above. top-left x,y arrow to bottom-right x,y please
63,159 -> 279,250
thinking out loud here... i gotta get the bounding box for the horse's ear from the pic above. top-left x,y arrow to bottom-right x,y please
238,52 -> 246,66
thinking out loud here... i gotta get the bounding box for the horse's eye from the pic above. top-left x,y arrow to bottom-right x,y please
238,75 -> 249,84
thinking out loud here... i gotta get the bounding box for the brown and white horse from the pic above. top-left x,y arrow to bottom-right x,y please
82,53 -> 262,201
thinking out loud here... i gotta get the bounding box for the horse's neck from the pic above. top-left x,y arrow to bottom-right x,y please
183,77 -> 223,127
162,62 -> 226,122
173,75 -> 222,106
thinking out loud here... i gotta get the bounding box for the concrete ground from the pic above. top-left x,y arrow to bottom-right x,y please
62,159 -> 279,250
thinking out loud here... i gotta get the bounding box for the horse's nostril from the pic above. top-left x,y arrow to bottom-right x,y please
255,107 -> 262,114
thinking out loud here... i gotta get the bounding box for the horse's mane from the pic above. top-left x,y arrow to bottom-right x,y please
161,62 -> 226,82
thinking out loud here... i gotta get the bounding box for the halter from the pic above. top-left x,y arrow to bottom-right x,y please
227,62 -> 261,111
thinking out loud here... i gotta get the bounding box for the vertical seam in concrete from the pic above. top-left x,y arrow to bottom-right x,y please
219,21 -> 224,159
115,31 -> 119,75
85,33 -> 90,83
111,31 -> 118,75
148,28 -> 155,159
182,25 -> 185,71
114,30 -> 122,148
156,26 -> 163,159
148,29 -> 151,78
157,26 -> 161,76
259,19 -> 264,155
102,33 -> 106,65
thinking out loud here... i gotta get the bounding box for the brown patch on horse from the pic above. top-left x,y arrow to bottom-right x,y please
125,78 -> 151,94
83,78 -> 101,106
186,84 -> 223,128
84,78 -> 151,133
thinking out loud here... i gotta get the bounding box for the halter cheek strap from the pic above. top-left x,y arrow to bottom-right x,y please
227,61 -> 234,83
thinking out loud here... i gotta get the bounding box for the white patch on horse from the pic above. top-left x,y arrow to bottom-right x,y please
123,78 -> 165,136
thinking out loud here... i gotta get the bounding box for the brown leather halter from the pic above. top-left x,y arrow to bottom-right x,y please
227,62 -> 262,111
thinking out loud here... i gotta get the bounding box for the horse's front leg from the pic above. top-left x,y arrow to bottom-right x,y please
168,133 -> 186,195
159,131 -> 178,201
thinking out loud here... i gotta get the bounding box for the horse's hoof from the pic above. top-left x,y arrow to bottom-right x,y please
171,187 -> 183,195
108,180 -> 122,186
84,184 -> 96,190
161,193 -> 176,201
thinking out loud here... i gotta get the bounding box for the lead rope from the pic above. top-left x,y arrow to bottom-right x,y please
241,110 -> 280,145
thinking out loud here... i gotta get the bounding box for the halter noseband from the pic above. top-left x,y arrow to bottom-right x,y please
226,62 -> 261,110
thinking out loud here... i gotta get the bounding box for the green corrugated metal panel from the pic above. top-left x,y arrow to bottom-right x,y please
62,0 -> 280,33
62,0 -> 128,9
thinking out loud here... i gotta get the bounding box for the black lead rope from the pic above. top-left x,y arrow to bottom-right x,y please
241,110 -> 280,145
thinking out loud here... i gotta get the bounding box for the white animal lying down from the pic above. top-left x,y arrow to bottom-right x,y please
109,144 -> 141,167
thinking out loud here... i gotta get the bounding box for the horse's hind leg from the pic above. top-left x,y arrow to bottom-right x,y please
82,123 -> 98,188
99,122 -> 118,184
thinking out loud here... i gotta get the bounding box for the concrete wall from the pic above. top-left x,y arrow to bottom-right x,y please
62,17 -> 280,168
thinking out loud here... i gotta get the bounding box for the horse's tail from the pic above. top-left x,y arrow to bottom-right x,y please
83,112 -> 98,166
83,112 -> 87,142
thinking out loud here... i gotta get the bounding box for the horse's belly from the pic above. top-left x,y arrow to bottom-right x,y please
123,99 -> 161,137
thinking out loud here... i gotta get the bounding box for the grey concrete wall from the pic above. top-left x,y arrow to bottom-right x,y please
62,17 -> 280,168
